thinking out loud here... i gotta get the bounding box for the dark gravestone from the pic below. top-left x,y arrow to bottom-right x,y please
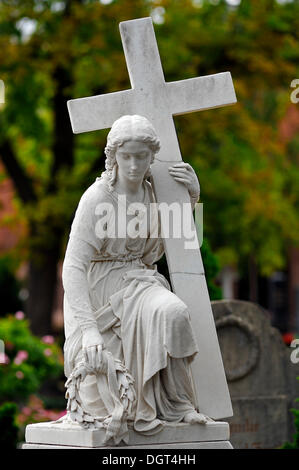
212,300 -> 299,449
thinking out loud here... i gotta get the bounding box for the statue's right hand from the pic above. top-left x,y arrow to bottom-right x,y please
83,344 -> 104,371
82,327 -> 105,371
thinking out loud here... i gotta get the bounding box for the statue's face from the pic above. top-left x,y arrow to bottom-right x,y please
115,140 -> 152,186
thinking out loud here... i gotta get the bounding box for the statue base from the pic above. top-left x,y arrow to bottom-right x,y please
22,420 -> 233,449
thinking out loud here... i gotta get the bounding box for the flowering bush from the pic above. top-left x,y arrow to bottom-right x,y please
17,394 -> 66,428
0,312 -> 63,403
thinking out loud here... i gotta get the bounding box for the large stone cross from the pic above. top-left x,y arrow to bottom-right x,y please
67,17 -> 236,420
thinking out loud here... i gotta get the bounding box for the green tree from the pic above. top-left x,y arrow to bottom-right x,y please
0,0 -> 298,332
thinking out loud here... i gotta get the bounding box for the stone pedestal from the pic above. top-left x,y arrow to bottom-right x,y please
22,420 -> 233,449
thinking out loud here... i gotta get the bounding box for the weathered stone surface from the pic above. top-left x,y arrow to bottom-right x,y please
24,420 -> 230,448
212,300 -> 299,449
228,397 -> 288,449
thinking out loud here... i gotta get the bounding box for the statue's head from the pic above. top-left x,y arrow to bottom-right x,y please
102,115 -> 160,190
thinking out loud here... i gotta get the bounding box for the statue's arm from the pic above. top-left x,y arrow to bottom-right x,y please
62,236 -> 104,349
62,188 -> 105,352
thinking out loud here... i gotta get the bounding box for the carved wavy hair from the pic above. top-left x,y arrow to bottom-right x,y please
100,115 -> 160,191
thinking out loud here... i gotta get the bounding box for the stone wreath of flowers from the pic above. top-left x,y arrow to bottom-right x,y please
62,349 -> 136,445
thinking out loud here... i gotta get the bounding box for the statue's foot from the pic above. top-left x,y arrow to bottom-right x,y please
183,410 -> 211,425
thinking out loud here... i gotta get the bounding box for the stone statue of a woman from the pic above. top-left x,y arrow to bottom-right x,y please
62,114 -> 209,444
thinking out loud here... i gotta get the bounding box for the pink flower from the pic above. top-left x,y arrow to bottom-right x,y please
15,311 -> 25,320
0,353 -> 10,364
16,371 -> 24,379
18,415 -> 26,424
42,335 -> 55,345
44,348 -> 52,357
14,350 -> 28,365
21,407 -> 32,417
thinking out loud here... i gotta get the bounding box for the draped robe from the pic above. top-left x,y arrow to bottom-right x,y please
62,176 -> 199,435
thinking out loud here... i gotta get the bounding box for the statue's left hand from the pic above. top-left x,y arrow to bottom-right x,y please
168,162 -> 200,199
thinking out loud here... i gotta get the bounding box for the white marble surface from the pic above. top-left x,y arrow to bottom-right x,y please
62,118 -> 206,442
24,420 -> 230,448
23,441 -> 233,449
67,16 -> 236,420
